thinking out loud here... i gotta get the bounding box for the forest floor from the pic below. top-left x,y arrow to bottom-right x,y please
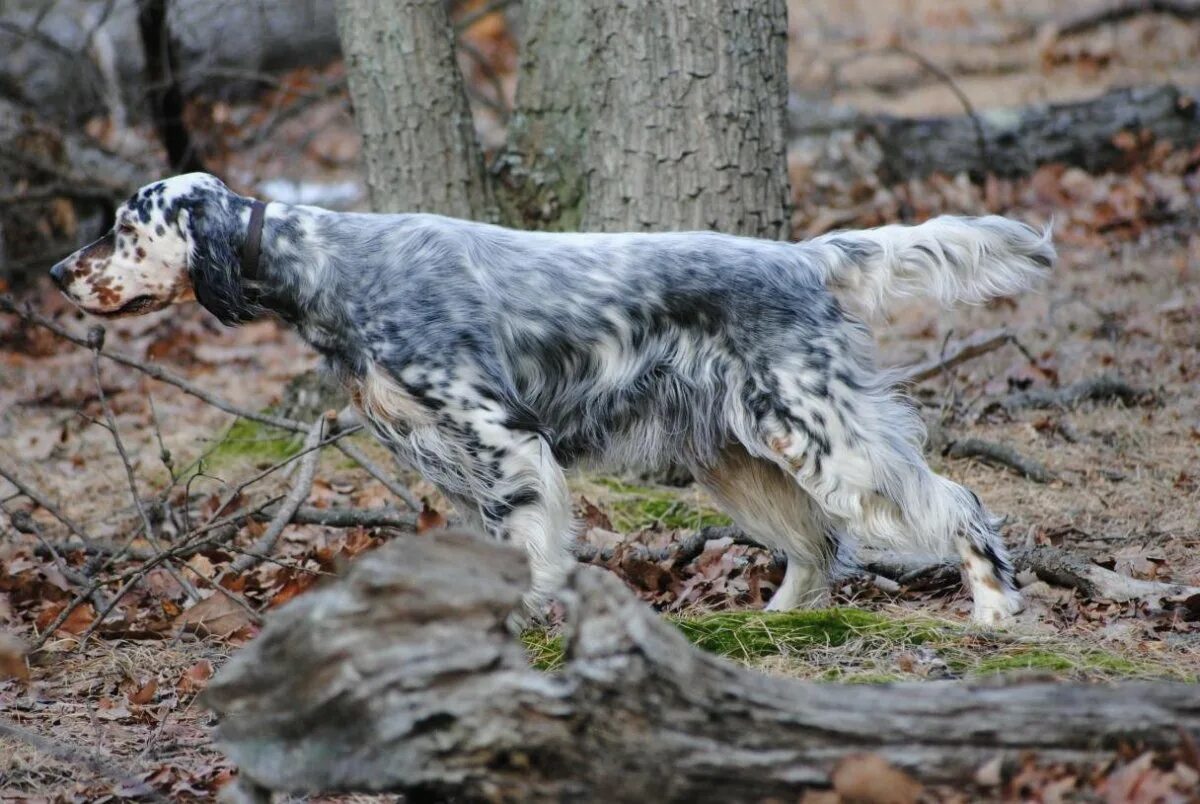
3,0 -> 1200,801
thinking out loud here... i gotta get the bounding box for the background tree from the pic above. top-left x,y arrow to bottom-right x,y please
335,0 -> 792,238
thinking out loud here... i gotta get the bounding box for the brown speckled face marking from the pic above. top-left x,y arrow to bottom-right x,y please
50,179 -> 199,317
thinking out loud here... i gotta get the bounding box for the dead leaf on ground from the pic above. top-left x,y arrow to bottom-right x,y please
176,594 -> 253,638
34,601 -> 95,635
417,498 -> 448,533
0,631 -> 29,681
830,753 -> 923,804
128,677 -> 159,705
178,659 -> 214,694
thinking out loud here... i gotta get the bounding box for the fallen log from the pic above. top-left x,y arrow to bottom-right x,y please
790,84 -> 1200,181
869,545 -> 1200,605
206,529 -> 1200,802
0,97 -> 155,284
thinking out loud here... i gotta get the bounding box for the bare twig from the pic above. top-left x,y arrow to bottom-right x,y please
903,329 -> 1012,384
5,509 -> 113,614
946,437 -> 1057,483
1,299 -> 421,510
827,44 -> 989,177
334,440 -> 421,511
0,297 -> 306,432
229,416 -> 328,574
88,331 -> 201,603
0,458 -> 93,544
264,505 -> 416,530
887,44 -> 989,178
197,425 -> 361,530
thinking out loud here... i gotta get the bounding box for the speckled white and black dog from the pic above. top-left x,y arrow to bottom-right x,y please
51,173 -> 1054,624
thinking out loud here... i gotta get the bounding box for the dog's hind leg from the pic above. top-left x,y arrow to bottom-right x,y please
751,370 -> 1022,625
691,444 -> 842,610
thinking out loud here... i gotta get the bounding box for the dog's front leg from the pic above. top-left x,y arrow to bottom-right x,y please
355,368 -> 576,617
468,427 -> 577,615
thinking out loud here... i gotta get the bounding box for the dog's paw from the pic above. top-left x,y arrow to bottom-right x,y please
970,586 -> 1024,627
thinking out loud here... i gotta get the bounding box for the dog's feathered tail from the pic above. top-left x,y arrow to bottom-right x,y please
807,215 -> 1054,319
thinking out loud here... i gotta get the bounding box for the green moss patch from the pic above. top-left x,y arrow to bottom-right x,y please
671,608 -> 938,661
206,418 -> 303,470
522,630 -> 566,671
587,476 -> 732,531
522,608 -> 1191,683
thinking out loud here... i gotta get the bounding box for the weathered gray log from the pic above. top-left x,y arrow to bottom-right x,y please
206,529 -> 1200,802
0,97 -> 156,283
1,0 -> 341,125
790,84 -> 1200,180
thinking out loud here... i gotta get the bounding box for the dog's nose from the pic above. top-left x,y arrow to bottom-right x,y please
49,261 -> 68,289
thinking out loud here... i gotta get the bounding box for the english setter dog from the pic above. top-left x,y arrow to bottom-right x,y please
51,173 -> 1053,624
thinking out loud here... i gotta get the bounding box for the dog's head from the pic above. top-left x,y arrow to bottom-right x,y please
50,172 -> 263,325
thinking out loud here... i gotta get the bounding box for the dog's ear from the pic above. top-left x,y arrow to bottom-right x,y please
184,205 -> 261,325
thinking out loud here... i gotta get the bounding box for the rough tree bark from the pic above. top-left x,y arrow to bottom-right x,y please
206,530 -> 1200,803
334,0 -> 791,236
334,0 -> 495,218
498,0 -> 791,235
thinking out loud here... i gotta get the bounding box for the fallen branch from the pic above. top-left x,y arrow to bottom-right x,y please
205,530 -> 1200,801
902,329 -> 1012,384
1016,545 -> 1200,603
946,437 -> 1057,483
997,375 -> 1147,413
869,546 -> 1200,605
1055,0 -> 1200,38
573,525 -> 776,567
791,84 -> 1200,181
228,416 -> 328,574
0,459 -> 94,545
261,504 -> 416,531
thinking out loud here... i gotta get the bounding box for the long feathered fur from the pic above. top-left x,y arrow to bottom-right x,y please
60,173 -> 1053,624
810,215 -> 1054,319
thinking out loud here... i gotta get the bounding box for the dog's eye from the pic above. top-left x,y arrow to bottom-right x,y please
117,222 -> 136,235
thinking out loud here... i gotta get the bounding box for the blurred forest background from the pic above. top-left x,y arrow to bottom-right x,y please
1,0 -> 1199,799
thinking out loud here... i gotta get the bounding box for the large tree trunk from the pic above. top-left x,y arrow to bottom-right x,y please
335,0 -> 791,236
498,0 -> 791,235
206,530 -> 1200,802
334,0 -> 494,218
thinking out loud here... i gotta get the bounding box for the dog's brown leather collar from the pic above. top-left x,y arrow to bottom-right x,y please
242,199 -> 268,280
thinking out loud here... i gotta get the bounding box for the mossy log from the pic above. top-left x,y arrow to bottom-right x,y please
206,529 -> 1200,802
